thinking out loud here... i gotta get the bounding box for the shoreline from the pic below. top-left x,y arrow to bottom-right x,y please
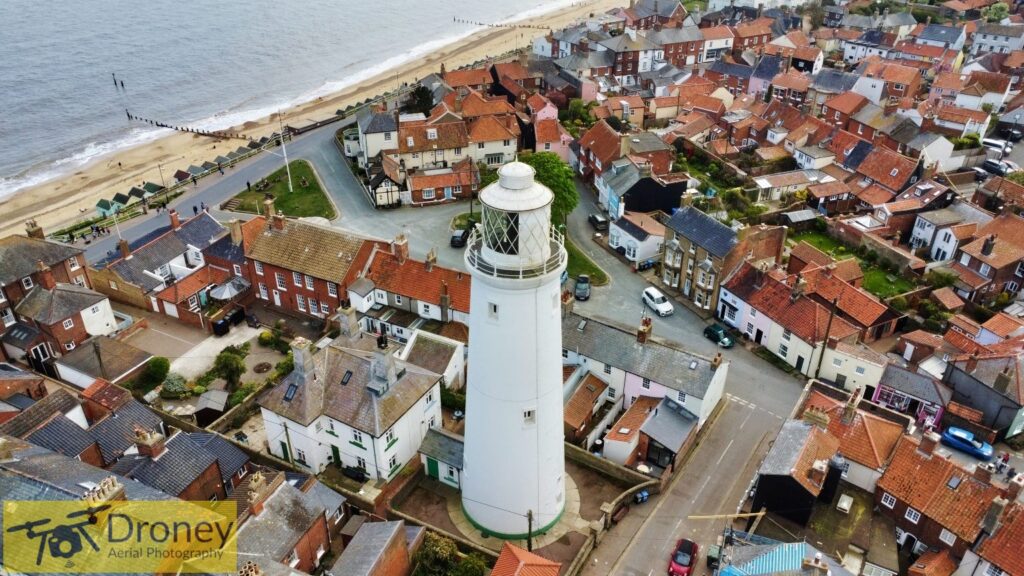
0,0 -> 621,238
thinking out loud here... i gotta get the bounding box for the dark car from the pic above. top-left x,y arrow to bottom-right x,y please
450,227 -> 471,248
972,166 -> 990,182
668,539 -> 698,576
703,324 -> 734,348
982,159 -> 1009,177
588,213 -> 609,231
1003,127 -> 1024,142
574,274 -> 591,301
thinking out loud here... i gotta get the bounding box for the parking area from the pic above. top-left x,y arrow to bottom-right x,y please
117,304 -> 208,360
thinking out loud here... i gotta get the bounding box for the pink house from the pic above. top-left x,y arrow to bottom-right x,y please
528,94 -> 558,122
534,119 -> 573,162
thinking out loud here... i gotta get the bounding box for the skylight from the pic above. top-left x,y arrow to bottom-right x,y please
284,383 -> 299,402
341,370 -> 353,385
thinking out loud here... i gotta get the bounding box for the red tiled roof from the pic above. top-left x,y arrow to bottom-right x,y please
961,213 -> 1024,268
932,72 -> 966,92
688,94 -> 727,115
862,58 -> 920,86
833,259 -> 863,283
747,277 -> 860,344
735,18 -> 773,38
794,46 -> 821,61
825,92 -> 869,115
977,503 -> 1024,576
980,176 -> 1024,206
856,184 -> 896,206
966,70 -> 1011,94
398,122 -> 469,153
578,120 -> 623,167
605,396 -> 661,442
443,68 -> 492,89
828,130 -> 868,163
772,69 -> 811,92
362,243 -> 472,313
790,242 -> 832,268
492,61 -> 532,82
982,312 -> 1024,338
156,265 -> 230,304
791,425 -> 842,496
949,313 -> 982,336
943,329 -> 991,355
901,329 -> 945,349
931,287 -> 965,311
702,25 -> 735,40
949,222 -> 978,241
468,114 -> 516,143
800,390 -> 905,470
857,148 -> 918,192
491,542 -> 561,576
564,374 -> 608,430
933,102 -> 990,125
909,550 -> 957,576
527,93 -> 551,113
406,158 -> 477,192
1004,50 -> 1024,68
535,118 -> 567,144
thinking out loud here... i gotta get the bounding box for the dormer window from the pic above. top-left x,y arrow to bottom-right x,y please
427,128 -> 437,140
406,136 -> 414,146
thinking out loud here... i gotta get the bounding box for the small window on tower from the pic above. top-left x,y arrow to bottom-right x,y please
489,302 -> 499,319
523,409 -> 536,425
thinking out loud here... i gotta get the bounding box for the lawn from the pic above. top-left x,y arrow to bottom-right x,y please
788,231 -> 852,257
231,160 -> 336,219
861,268 -> 915,299
565,237 -> 608,286
451,211 -> 479,231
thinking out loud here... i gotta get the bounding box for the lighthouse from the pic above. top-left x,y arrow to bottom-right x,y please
461,161 -> 568,538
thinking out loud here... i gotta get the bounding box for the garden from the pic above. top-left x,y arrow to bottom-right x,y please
787,230 -> 915,299
229,160 -> 336,219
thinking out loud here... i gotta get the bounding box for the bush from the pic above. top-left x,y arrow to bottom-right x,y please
160,374 -> 189,399
441,387 -> 466,412
274,352 -> 294,379
925,270 -> 957,289
258,331 -> 275,347
890,296 -> 909,311
228,383 -> 259,408
192,385 -> 207,396
214,350 -> 247,389
139,357 -> 170,389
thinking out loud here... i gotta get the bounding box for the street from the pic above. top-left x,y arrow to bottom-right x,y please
80,119 -> 807,575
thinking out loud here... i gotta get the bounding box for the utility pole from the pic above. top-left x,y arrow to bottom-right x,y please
813,297 -> 839,380
527,510 -> 534,551
278,111 -> 294,194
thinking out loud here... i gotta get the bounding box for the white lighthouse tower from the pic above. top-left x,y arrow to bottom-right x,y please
461,161 -> 568,538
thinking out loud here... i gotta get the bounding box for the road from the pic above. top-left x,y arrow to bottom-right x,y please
81,118 -> 806,575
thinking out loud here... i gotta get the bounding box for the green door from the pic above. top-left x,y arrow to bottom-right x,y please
331,445 -> 342,468
279,441 -> 290,462
426,457 -> 439,479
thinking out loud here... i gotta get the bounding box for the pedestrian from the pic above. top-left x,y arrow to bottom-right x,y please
246,181 -> 251,192
1008,467 -> 1018,481
193,205 -> 198,216
192,176 -> 198,187
118,161 -> 122,170
997,454 -> 1007,473
200,201 -> 206,212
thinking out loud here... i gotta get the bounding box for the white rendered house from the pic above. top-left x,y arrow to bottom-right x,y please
461,162 -> 568,538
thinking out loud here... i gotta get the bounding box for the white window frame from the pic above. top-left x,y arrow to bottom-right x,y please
297,294 -> 306,312
21,277 -> 33,290
62,318 -> 74,330
68,257 -> 80,271
881,492 -> 896,508
320,302 -> 330,314
233,264 -> 242,276
778,343 -> 789,358
275,272 -> 286,290
939,528 -> 956,546
422,188 -> 436,200
904,507 -> 921,524
293,271 -> 302,287
327,282 -> 338,297
305,275 -> 314,290
254,261 -> 264,276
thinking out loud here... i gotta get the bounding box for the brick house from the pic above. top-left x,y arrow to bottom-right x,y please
770,69 -> 811,107
968,500 -> 1024,576
704,60 -> 753,95
328,520 -> 425,576
403,157 -> 478,206
732,18 -> 774,57
0,221 -> 89,330
246,208 -> 368,318
442,65 -> 493,95
875,433 -> 1006,557
647,25 -> 704,68
821,91 -> 869,129
394,118 -> 470,171
598,30 -> 660,88
576,120 -> 623,181
948,213 -> 1024,302
972,176 -> 1024,213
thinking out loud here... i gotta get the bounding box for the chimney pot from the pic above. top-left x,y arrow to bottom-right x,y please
169,209 -> 181,230
919,430 -> 941,456
229,219 -> 243,245
134,427 -> 166,458
263,197 -> 276,220
1006,473 -> 1023,502
25,219 -> 45,239
272,213 -> 285,231
637,315 -> 653,344
118,239 -> 131,260
393,234 -> 409,265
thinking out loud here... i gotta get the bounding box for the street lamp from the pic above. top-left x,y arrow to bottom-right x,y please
277,110 -> 294,194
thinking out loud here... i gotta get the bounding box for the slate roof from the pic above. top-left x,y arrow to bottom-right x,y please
812,69 -> 861,95
1,322 -> 40,349
0,235 -> 83,286
759,419 -> 840,497
709,59 -> 754,79
235,472 -> 326,563
917,24 -> 962,44
55,337 -> 150,385
187,432 -> 250,487
614,214 -> 653,241
977,23 -> 1024,38
603,162 -> 642,197
260,336 -> 440,434
329,521 -> 407,576
26,414 -> 97,458
561,312 -> 720,398
205,234 -> 246,264
639,396 -> 698,452
108,432 -> 218,496
15,283 -> 105,325
357,110 -> 397,134
0,389 -> 81,438
752,55 -> 784,81
665,206 -> 738,259
246,216 -> 368,284
107,212 -> 225,291
418,428 -> 464,469
879,364 -> 950,405
89,400 -> 162,463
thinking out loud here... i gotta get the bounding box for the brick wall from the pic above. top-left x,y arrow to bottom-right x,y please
0,375 -> 46,400
291,515 -> 330,573
247,260 -> 343,318
177,460 -> 226,501
373,529 -> 413,576
88,266 -> 151,309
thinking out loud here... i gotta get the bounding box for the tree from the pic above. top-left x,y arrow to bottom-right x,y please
139,357 -> 170,388
402,85 -> 434,115
412,532 -> 460,576
605,115 -> 623,132
213,349 -> 247,389
984,2 -> 1009,21
518,151 -> 579,225
804,0 -> 826,27
451,553 -> 489,576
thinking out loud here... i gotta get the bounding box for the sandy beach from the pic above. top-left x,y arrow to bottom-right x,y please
0,0 -> 622,238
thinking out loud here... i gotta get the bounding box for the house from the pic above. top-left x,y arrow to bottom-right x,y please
907,201 -> 993,260
403,157 -> 477,205
418,428 -> 464,489
576,120 -> 622,180
246,210 -> 368,317
971,23 -> 1024,56
751,418 -> 841,525
561,311 -> 728,429
0,224 -> 89,329
701,25 -> 736,62
534,118 -> 573,162
597,160 -> 694,218
818,340 -> 888,393
807,180 -> 857,215
874,364 -> 951,428
598,30 -> 661,87
601,95 -> 646,127
822,92 -> 869,129
647,25 -> 705,67
843,30 -> 894,65
770,69 -> 812,107
948,213 -> 1024,301
259,336 -> 443,480
930,72 -> 967,103
564,373 -> 609,444
753,169 -> 836,203
109,428 -> 229,501
733,18 -> 775,56
0,362 -> 46,403
942,347 -> 1024,437
55,336 -> 151,389
796,383 -> 910,493
527,93 -> 558,122
875,433 -> 1006,557
912,23 -> 967,51
609,211 -> 666,264
854,58 -> 924,104
491,542 -> 561,576
368,156 -> 404,208
749,55 -> 785,98
853,146 -> 920,194
443,65 -> 493,94
718,539 -> 856,576
786,242 -> 864,287
954,71 -> 1012,111
807,69 -> 862,113
356,110 -> 398,168
972,175 -> 1024,213
959,500 -> 1024,576
395,118 -> 470,171
327,520 -> 425,576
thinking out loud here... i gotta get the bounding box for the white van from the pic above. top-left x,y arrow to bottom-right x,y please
982,138 -> 1012,154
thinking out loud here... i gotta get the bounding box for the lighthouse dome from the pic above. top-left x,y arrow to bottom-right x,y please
480,161 -> 553,213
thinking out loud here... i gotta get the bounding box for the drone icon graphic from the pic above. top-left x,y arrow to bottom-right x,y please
6,504 -> 111,566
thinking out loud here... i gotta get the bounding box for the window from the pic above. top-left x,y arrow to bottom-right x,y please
642,378 -> 651,389
778,343 -> 789,358
352,430 -> 364,444
259,283 -> 268,299
980,263 -> 992,277
297,295 -> 306,311
503,139 -> 511,147
388,455 -> 398,471
881,492 -> 896,508
233,264 -> 242,276
295,448 -> 307,464
187,295 -> 199,309
275,272 -> 286,290
562,349 -> 569,358
523,409 -> 536,424
478,142 -> 485,149
855,366 -> 866,375
421,303 -> 431,315
447,465 -> 456,478
305,275 -> 314,290
544,143 -> 551,150
939,528 -> 956,546
746,322 -> 754,334
422,188 -> 436,200
607,387 -> 616,398
426,128 -> 437,140
65,342 -> 76,351
960,253 -> 971,266
782,329 -> 791,341
108,280 -> 118,291
356,456 -> 367,470
985,565 -> 1005,576
62,318 -> 74,330
286,550 -> 299,567
293,272 -> 302,287
454,147 -> 462,156
426,390 -> 434,404
677,391 -> 686,403
488,302 -> 499,319
384,132 -> 392,141
309,298 -> 317,313
320,302 -> 330,314
385,429 -> 396,448
255,261 -> 264,276
838,459 -> 850,478
904,507 -> 921,524
21,277 -> 33,290
1017,261 -> 1024,277
68,257 -> 80,270
327,282 -> 338,297
395,294 -> 403,305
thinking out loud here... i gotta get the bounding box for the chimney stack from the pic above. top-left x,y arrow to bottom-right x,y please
339,301 -> 360,338
263,197 -> 276,220
1006,473 -> 1023,502
169,209 -> 181,230
995,365 -> 1013,394
36,261 -> 56,291
803,406 -> 831,429
966,351 -> 980,373
982,497 -> 1009,535
247,471 -> 269,517
272,213 -> 285,231
134,427 -> 166,458
25,219 -> 45,240
238,561 -> 265,576
425,248 -> 437,272
918,430 -> 940,457
291,337 -> 315,377
229,219 -> 243,245
808,459 -> 827,487
982,234 -> 996,256
560,289 -> 575,319
519,50 -> 529,68
711,352 -> 723,370
974,462 -> 995,484
439,281 -> 451,322
393,234 -> 409,265
579,37 -> 590,54
841,387 -> 862,425
118,238 -> 131,260
637,315 -> 653,344
790,273 -> 805,302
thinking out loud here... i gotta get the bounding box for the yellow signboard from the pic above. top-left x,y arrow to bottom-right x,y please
4,499 -> 237,574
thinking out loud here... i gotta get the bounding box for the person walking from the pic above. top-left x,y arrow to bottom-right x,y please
1007,467 -> 1018,481
193,205 -> 198,216
246,181 -> 251,192
997,453 -> 1007,473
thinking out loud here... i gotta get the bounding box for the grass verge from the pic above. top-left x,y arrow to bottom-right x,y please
231,160 -> 336,219
566,237 -> 609,286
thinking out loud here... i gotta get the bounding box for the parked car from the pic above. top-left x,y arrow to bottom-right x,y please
588,213 -> 609,231
1003,160 -> 1021,173
450,227 -> 471,248
561,270 -> 569,285
574,274 -> 591,301
972,166 -> 990,182
642,287 -> 675,316
981,159 -> 1010,177
940,426 -> 994,460
982,138 -> 1012,155
703,324 -> 734,348
1002,127 -> 1023,142
668,539 -> 699,576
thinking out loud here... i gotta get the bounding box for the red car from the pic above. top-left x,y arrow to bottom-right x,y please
668,539 -> 698,576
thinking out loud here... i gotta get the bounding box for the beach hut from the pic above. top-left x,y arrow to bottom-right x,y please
128,187 -> 147,201
142,181 -> 165,195
95,198 -> 117,218
226,151 -> 241,161
214,155 -> 231,165
247,140 -> 260,149
187,165 -> 205,176
111,192 -> 131,207
201,161 -> 218,171
235,146 -> 250,156
174,169 -> 191,182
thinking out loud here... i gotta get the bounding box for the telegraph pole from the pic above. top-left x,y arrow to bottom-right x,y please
278,111 -> 294,194
527,510 -> 534,551
813,297 -> 839,380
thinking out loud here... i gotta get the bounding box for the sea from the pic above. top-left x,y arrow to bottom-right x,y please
0,0 -> 577,199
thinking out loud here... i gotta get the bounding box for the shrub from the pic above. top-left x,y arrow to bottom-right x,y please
228,383 -> 259,408
925,270 -> 957,289
258,331 -> 275,347
139,357 -> 170,388
890,296 -> 909,311
192,385 -> 207,396
441,387 -> 466,412
274,352 -> 294,379
923,318 -> 945,333
160,374 -> 189,399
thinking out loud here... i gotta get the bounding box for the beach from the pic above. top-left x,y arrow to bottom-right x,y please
0,0 -> 622,238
